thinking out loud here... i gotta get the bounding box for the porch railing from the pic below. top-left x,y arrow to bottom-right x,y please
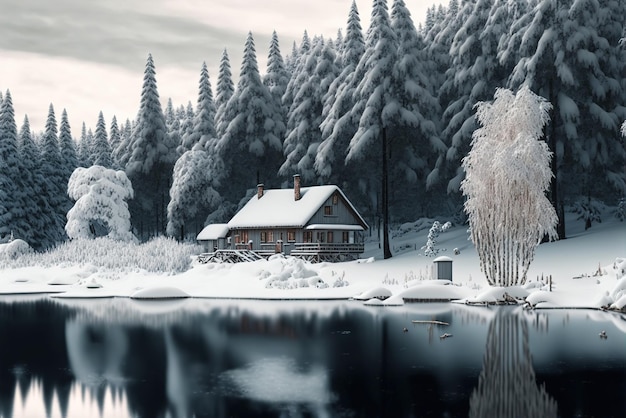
290,242 -> 364,255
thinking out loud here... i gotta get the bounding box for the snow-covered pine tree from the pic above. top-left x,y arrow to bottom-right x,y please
422,220 -> 452,257
216,32 -> 285,203
345,0 -> 404,259
285,41 -> 299,74
92,111 -> 112,168
440,0 -> 503,194
0,90 -> 22,242
126,53 -> 177,239
263,31 -> 290,120
17,115 -> 49,249
496,0 -> 531,76
424,0 -> 460,100
59,109 -> 78,183
167,148 -> 222,240
280,37 -> 339,183
179,102 -> 195,148
113,118 -> 133,169
461,86 -> 558,286
77,122 -> 91,167
390,0 -> 446,213
180,62 -> 216,153
164,98 -> 176,127
109,116 -> 122,168
215,49 -> 235,138
566,0 -> 626,197
333,29 -> 344,61
316,0 -> 365,185
39,103 -> 67,245
506,0 -> 626,238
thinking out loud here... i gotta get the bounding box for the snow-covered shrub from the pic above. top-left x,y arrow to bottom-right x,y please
0,239 -> 32,262
66,166 -> 136,242
572,197 -> 605,229
6,237 -> 199,273
392,218 -> 438,238
421,221 -> 452,257
332,271 -> 349,288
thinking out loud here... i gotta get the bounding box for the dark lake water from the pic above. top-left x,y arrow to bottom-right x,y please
0,297 -> 624,418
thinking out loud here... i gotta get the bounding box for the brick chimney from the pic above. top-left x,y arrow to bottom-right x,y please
257,183 -> 264,199
293,174 -> 301,201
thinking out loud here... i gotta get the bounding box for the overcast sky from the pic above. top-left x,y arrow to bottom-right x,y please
0,0 -> 444,134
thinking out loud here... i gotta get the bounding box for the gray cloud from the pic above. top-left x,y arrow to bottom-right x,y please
0,0 -> 276,72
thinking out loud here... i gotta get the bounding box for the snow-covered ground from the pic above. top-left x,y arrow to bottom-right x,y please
0,211 -> 625,311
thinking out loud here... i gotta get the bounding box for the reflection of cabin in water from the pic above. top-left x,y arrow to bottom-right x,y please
197,174 -> 369,262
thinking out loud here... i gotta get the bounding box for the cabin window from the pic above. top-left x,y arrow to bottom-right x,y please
332,194 -> 338,205
342,231 -> 349,243
237,230 -> 249,244
327,231 -> 333,243
324,205 -> 333,216
287,230 -> 296,242
260,231 -> 274,243
316,232 -> 325,243
304,231 -> 313,243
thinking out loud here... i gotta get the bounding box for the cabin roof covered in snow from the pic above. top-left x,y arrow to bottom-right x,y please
227,185 -> 368,230
197,223 -> 230,240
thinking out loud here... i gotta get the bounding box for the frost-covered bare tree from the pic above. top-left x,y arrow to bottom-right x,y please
461,86 -> 558,286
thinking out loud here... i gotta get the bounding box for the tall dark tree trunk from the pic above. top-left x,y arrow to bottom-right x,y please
548,78 -> 566,240
382,127 -> 392,259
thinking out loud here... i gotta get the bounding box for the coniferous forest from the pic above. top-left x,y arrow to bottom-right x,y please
0,0 -> 625,250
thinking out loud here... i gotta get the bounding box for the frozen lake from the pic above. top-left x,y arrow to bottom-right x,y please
0,297 -> 624,417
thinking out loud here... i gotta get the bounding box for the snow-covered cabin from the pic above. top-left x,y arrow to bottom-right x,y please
201,175 -> 369,262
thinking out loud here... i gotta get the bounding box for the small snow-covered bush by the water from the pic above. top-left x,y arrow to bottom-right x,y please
0,239 -> 32,262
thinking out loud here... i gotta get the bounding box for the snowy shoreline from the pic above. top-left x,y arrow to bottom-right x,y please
1,212 -> 625,312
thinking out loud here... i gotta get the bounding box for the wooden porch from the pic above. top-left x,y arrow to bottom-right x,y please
290,242 -> 364,262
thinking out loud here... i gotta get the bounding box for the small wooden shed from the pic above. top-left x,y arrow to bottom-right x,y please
196,224 -> 230,252
433,256 -> 453,281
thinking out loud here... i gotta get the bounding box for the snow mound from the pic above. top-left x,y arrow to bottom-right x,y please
593,292 -> 614,309
525,290 -> 559,308
353,287 -> 392,301
85,278 -> 103,289
465,286 -> 529,305
398,282 -> 473,301
610,295 -> 626,311
363,298 -> 384,306
602,276 -> 626,311
262,258 -> 328,290
130,286 -> 190,299
382,295 -> 405,306
0,239 -> 32,260
48,277 -> 78,285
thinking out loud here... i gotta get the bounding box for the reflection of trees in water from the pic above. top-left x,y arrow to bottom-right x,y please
469,309 -> 557,418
